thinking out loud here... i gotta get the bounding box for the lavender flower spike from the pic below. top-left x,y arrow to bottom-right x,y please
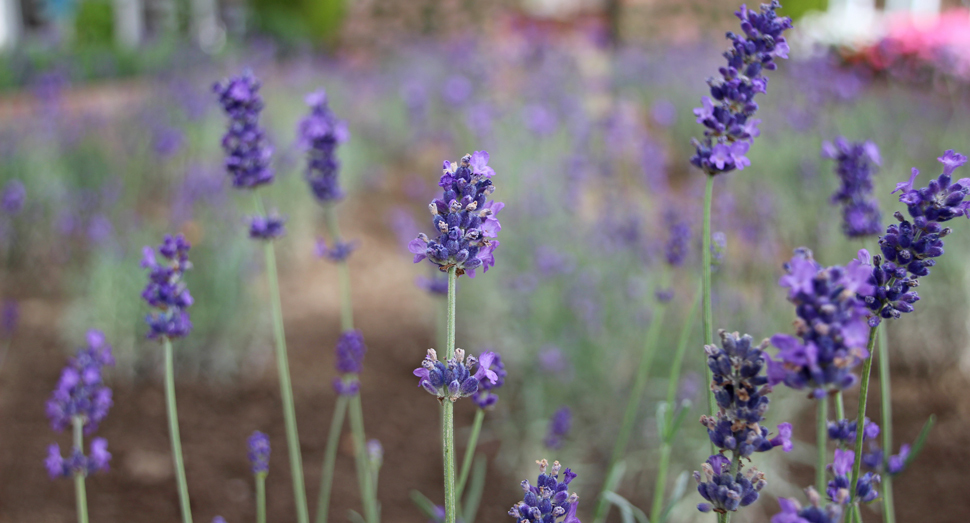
690,1 -> 793,176
298,90 -> 350,204
333,330 -> 367,396
823,137 -> 882,237
46,330 -> 115,434
409,154 -> 503,278
140,234 -> 193,339
508,459 -> 581,523
248,431 -> 271,475
413,348 -> 498,402
771,488 -> 842,523
767,248 -> 873,396
471,351 -> 507,409
859,149 -> 970,324
544,406 -> 572,450
213,71 -> 274,189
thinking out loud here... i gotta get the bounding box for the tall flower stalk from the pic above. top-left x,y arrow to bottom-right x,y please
141,235 -> 194,523
46,330 -> 114,523
411,152 -> 503,523
297,90 -> 378,523
249,431 -> 271,523
214,71 -> 309,523
690,1 -> 793,434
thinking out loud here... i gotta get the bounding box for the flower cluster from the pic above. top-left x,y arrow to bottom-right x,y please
213,71 -> 274,189
827,449 -> 879,504
544,407 -> 572,450
247,431 -> 270,475
694,454 -> 766,513
859,150 -> 969,324
862,444 -> 910,476
767,249 -> 873,396
508,459 -> 580,523
46,330 -> 115,433
2,179 -> 25,214
409,152 -> 502,278
46,438 -> 111,478
471,351 -> 506,409
828,417 -> 879,444
316,238 -> 357,262
249,213 -> 286,240
45,330 -> 114,479
700,330 -> 791,457
771,489 -> 842,523
823,137 -> 882,237
690,1 -> 793,175
333,330 -> 367,396
413,348 -> 499,402
298,90 -> 349,204
140,234 -> 193,339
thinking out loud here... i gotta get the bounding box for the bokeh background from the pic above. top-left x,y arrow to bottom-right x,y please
2,0 -> 970,521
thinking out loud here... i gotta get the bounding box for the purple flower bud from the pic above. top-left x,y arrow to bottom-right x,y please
247,431 -> 270,475
213,71 -> 275,189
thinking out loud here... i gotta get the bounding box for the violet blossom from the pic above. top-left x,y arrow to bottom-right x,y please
508,459 -> 581,523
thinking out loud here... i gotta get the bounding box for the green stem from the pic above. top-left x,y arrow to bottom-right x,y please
592,303 -> 667,523
649,285 -> 701,523
163,337 -> 193,523
456,408 -> 485,502
817,396 -> 829,495
442,266 -> 458,523
314,394 -> 349,523
877,327 -> 895,523
256,473 -> 267,523
349,394 -> 379,523
260,223 -> 310,523
849,326 -> 879,517
701,176 -> 717,431
835,391 -> 846,423
72,416 -> 89,523
323,204 -> 354,331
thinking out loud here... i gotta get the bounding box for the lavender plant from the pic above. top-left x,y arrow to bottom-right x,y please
508,459 -> 581,523
410,152 -> 503,523
214,71 -> 309,523
823,138 -> 882,238
248,431 -> 270,523
141,233 -> 194,523
694,330 -> 791,521
45,330 -> 114,523
689,1 -> 793,436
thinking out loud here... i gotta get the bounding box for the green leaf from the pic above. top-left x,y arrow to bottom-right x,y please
409,490 -> 439,520
602,491 -> 650,523
463,454 -> 487,523
660,471 -> 690,523
656,402 -> 669,441
347,510 -> 366,523
600,461 -> 627,498
903,414 -> 936,469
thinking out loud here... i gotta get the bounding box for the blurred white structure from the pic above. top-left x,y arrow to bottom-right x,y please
113,0 -> 143,48
793,0 -> 945,52
0,0 -> 21,49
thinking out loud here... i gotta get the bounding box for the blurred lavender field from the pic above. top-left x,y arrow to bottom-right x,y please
2,1 -> 970,522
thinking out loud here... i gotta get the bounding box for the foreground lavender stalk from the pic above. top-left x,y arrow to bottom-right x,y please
142,235 -> 194,523
215,72 -> 308,523
508,460 -> 581,523
411,153 -> 503,523
876,328 -> 894,523
249,432 -> 270,523
690,2 -> 793,442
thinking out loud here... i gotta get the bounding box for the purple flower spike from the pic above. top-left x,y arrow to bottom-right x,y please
827,449 -> 880,505
213,71 -> 275,189
299,89 -> 349,204
770,249 -> 872,394
141,234 -> 193,340
247,431 -> 270,475
315,237 -> 357,263
771,490 -> 841,523
410,154 -> 503,278
1,179 -> 25,214
824,137 -> 882,238
414,348 -> 496,402
543,407 -> 572,450
508,459 -> 580,523
471,351 -> 506,409
690,1 -> 793,176
46,331 -> 115,434
693,453 -> 766,513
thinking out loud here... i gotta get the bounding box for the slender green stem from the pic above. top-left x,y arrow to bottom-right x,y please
649,286 -> 701,523
877,327 -> 895,523
592,303 -> 667,523
72,416 -> 89,523
442,267 -> 458,523
816,396 -> 829,495
323,204 -> 354,331
349,394 -> 379,523
456,409 -> 485,501
259,221 -> 310,523
163,337 -> 193,523
849,326 -> 879,517
835,391 -> 846,423
256,473 -> 267,523
701,176 -> 717,428
315,394 -> 349,523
